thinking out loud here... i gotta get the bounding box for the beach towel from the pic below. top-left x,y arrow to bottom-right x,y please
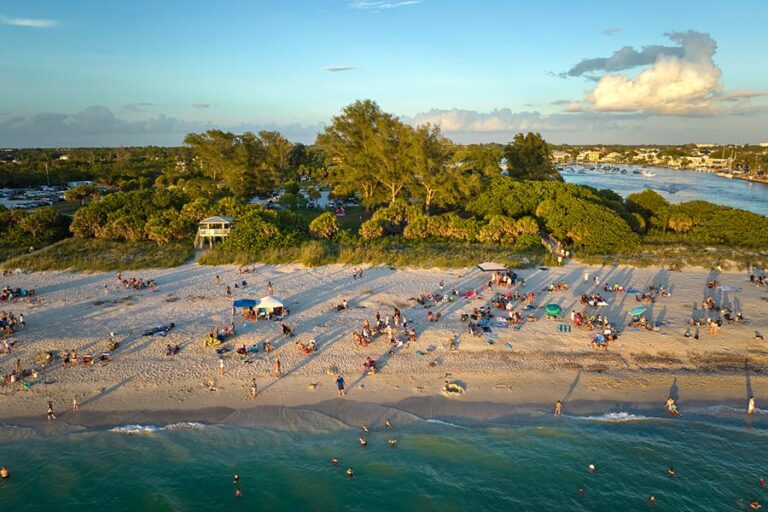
719,286 -> 739,292
504,342 -> 513,350
625,288 -> 641,294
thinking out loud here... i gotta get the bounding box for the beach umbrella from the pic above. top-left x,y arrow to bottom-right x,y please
545,303 -> 562,316
629,306 -> 647,316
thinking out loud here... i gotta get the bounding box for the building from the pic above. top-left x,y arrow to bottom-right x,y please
195,216 -> 234,249
550,150 -> 571,163
577,150 -> 601,162
760,142 -> 768,148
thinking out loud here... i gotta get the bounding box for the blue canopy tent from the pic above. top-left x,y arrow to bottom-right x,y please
233,299 -> 258,308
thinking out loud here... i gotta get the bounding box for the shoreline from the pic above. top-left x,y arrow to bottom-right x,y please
2,371 -> 762,438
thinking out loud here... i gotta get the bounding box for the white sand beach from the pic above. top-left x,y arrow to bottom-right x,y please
1,261 -> 767,428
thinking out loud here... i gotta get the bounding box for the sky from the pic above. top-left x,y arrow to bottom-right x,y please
1,0 -> 767,147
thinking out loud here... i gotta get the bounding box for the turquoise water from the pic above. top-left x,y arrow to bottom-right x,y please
2,411 -> 767,511
562,165 -> 768,216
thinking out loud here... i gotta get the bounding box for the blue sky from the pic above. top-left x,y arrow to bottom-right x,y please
1,0 -> 767,146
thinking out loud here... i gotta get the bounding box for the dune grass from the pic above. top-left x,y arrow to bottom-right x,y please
576,242 -> 767,271
2,238 -> 195,272
198,238 -> 543,269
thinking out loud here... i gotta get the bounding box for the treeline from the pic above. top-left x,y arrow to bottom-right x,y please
627,189 -> 768,248
4,99 -> 767,268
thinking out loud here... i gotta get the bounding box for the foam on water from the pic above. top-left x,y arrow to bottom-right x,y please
110,422 -> 206,434
576,412 -> 652,423
424,418 -> 468,429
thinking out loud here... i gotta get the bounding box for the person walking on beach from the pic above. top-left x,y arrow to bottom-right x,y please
219,357 -> 225,375
273,358 -> 281,378
19,313 -> 24,328
250,378 -> 258,399
336,375 -> 345,397
103,284 -> 109,296
47,401 -> 56,421
72,396 -> 78,411
215,274 -> 221,285
555,400 -> 562,416
267,281 -> 274,296
583,271 -> 589,283
748,395 -> 756,415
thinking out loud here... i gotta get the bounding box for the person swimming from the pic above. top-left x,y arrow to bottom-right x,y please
760,478 -> 766,487
330,458 -> 339,465
668,467 -> 676,477
346,467 -> 354,478
385,419 -> 392,430
233,474 -> 240,484
0,465 -> 8,479
578,488 -> 584,496
388,439 -> 397,446
588,464 -> 597,473
359,437 -> 368,447
649,495 -> 655,506
235,488 -> 242,498
362,424 -> 369,434
750,500 -> 762,510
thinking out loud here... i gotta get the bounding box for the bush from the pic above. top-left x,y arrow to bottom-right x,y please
535,195 -> 639,254
309,212 -> 340,239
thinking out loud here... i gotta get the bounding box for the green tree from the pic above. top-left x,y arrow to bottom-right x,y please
317,100 -> 394,207
410,124 -> 463,213
504,133 -> 562,181
309,212 -> 340,239
64,184 -> 100,205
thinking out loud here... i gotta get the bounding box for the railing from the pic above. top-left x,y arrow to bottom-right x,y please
198,228 -> 231,236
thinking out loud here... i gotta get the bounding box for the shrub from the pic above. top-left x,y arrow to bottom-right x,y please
309,212 -> 340,239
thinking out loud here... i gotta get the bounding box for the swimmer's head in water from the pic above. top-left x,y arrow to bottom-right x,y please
668,467 -> 676,477
588,464 -> 597,473
346,468 -> 354,477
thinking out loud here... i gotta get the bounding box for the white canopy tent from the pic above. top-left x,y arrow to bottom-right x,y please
258,296 -> 285,313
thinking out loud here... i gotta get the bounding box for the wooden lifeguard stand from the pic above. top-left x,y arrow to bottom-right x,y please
195,216 -> 234,249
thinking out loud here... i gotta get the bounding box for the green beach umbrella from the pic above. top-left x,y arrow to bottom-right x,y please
629,306 -> 647,316
545,303 -> 562,316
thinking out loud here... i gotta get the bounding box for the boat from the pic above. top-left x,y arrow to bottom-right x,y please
715,171 -> 734,179
632,170 -> 641,175
620,169 -> 627,174
642,171 -> 656,177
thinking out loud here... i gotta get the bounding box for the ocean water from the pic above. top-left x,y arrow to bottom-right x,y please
1,411 -> 767,511
562,165 -> 768,216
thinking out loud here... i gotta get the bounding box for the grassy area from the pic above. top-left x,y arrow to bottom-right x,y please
292,206 -> 367,232
198,238 -> 543,269
2,238 -> 195,272
576,242 -> 767,271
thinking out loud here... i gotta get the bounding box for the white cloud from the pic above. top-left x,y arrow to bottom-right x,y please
0,15 -> 58,28
350,1 -> 421,11
587,31 -> 723,115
